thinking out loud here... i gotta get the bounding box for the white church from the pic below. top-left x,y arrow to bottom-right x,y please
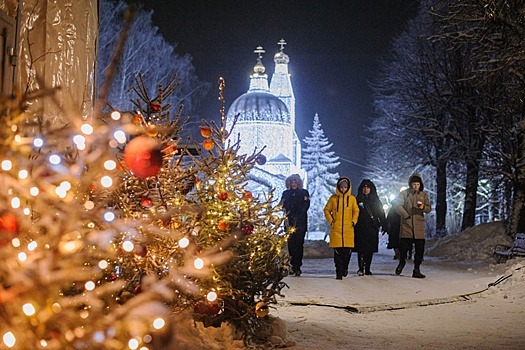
226,39 -> 306,197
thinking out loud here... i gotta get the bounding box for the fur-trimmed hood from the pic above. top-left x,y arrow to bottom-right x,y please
285,174 -> 304,189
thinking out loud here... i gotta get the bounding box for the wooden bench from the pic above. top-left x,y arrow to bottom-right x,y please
493,233 -> 525,263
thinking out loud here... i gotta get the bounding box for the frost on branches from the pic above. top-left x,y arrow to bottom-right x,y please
0,77 -> 289,349
302,113 -> 340,233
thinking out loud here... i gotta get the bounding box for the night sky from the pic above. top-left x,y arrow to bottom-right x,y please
139,0 -> 420,187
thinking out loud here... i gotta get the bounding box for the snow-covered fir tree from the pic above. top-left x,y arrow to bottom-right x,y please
302,113 -> 340,233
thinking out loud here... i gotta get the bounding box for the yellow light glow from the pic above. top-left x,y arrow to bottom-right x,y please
98,260 -> 108,269
51,303 -> 62,313
84,201 -> 95,210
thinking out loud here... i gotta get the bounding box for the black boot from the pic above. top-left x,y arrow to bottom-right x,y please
395,261 -> 405,275
412,269 -> 426,278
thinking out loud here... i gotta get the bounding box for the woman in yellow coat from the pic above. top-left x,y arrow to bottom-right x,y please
323,177 -> 359,279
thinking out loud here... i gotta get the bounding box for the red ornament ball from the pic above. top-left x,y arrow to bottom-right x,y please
124,136 -> 163,178
241,222 -> 255,235
140,196 -> 153,208
218,191 -> 228,201
0,210 -> 18,246
134,244 -> 148,257
194,301 -> 222,315
150,101 -> 161,112
243,191 -> 253,200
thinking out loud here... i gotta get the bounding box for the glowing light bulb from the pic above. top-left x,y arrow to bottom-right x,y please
80,123 -> 94,135
110,111 -> 121,120
33,137 -> 44,148
152,318 -> 165,330
113,130 -> 127,144
103,211 -> 115,222
178,237 -> 190,248
3,331 -> 16,347
104,160 -> 117,170
101,176 -> 113,188
194,257 -> 204,270
207,291 -> 217,302
85,281 -> 95,291
22,303 -> 36,316
18,169 -> 28,179
49,154 -> 61,165
122,240 -> 134,252
1,160 -> 12,171
98,260 -> 108,269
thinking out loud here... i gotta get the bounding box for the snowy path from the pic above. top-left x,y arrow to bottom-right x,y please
272,252 -> 525,349
278,252 -> 503,311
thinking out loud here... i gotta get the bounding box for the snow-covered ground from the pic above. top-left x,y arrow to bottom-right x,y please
271,221 -> 525,349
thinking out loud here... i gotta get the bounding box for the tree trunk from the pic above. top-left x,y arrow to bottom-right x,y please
508,120 -> 525,236
435,157 -> 447,236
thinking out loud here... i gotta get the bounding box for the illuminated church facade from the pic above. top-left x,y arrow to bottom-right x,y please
226,40 -> 306,197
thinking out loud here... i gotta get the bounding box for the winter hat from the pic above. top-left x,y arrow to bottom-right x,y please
408,174 -> 424,191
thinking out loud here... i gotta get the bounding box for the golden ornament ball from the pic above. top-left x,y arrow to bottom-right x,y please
255,301 -> 269,318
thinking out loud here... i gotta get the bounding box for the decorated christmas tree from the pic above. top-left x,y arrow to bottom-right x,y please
0,74 -> 290,348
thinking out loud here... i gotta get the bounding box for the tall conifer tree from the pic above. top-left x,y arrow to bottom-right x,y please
302,114 -> 340,233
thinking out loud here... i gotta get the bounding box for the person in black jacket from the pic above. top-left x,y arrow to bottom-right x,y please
280,174 -> 310,276
354,179 -> 387,276
386,198 -> 401,260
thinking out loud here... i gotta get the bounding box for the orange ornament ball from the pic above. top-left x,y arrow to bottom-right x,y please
132,114 -> 144,125
203,139 -> 214,151
200,125 -> 212,138
124,136 -> 163,178
0,210 -> 19,247
217,221 -> 229,231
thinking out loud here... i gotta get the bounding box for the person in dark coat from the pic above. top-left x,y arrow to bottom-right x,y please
354,179 -> 387,276
386,198 -> 413,260
394,173 -> 431,278
281,174 -> 310,276
386,199 -> 401,260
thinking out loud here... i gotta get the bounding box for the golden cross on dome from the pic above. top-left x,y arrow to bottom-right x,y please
254,46 -> 265,59
278,38 -> 287,51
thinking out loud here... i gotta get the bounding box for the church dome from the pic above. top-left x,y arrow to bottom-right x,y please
227,92 -> 290,124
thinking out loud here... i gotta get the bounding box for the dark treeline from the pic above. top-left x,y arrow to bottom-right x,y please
367,0 -> 525,237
